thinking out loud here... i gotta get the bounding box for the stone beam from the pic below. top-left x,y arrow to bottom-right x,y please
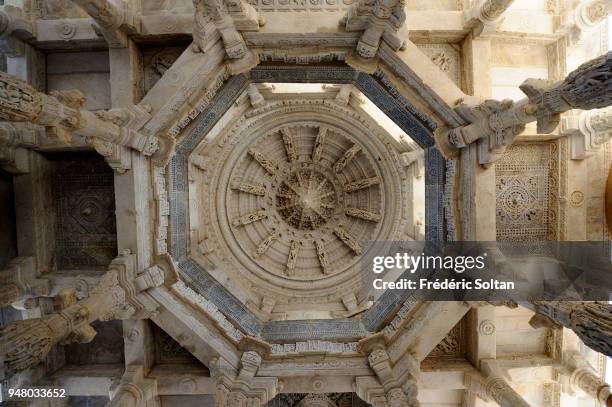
0,71 -> 165,161
0,5 -> 34,57
0,252 -> 170,375
342,0 -> 407,59
464,0 -> 516,37
436,51 -> 612,166
69,0 -> 136,48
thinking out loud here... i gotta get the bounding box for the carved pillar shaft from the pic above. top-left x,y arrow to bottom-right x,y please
474,0 -> 515,23
483,376 -> 531,407
436,51 -> 612,163
0,252 -> 167,375
570,367 -> 612,405
0,71 -> 158,155
530,301 -> 612,358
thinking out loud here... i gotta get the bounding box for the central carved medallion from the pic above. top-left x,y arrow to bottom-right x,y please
276,167 -> 338,231
226,124 -> 383,278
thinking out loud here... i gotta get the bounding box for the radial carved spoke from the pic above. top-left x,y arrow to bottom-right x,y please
314,240 -> 330,274
312,127 -> 327,162
231,180 -> 266,196
248,149 -> 279,175
345,207 -> 382,222
281,128 -> 297,162
286,240 -> 301,276
333,226 -> 363,255
232,209 -> 267,227
343,176 -> 380,192
254,232 -> 277,258
333,144 -> 361,173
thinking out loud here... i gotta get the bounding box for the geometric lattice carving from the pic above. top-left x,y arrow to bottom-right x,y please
495,143 -> 558,241
54,153 -> 117,270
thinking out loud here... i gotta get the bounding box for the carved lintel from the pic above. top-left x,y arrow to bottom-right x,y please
0,5 -> 35,57
343,0 -> 406,59
436,52 -> 612,164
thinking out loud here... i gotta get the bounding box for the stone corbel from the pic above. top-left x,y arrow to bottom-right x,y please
192,0 -> 262,74
0,5 -> 35,58
108,365 -> 159,407
0,257 -> 49,309
0,251 -> 175,376
0,121 -> 42,174
358,333 -> 420,406
463,0 -> 516,37
69,0 -> 137,48
563,106 -> 612,160
210,336 -> 277,407
342,0 -> 407,60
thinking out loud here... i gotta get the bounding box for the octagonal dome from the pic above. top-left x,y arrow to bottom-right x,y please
173,83 -> 424,321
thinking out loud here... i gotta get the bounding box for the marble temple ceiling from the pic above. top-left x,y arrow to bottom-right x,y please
0,0 -> 612,406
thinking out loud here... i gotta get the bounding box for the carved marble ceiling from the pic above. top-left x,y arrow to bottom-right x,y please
180,83 -> 423,320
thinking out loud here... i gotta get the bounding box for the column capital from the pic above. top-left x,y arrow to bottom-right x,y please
0,5 -> 34,57
108,365 -> 158,407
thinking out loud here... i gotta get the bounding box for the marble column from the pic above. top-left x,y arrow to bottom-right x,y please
530,301 -> 612,358
0,252 -> 167,375
0,71 -> 159,155
436,51 -> 612,164
569,366 -> 612,406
